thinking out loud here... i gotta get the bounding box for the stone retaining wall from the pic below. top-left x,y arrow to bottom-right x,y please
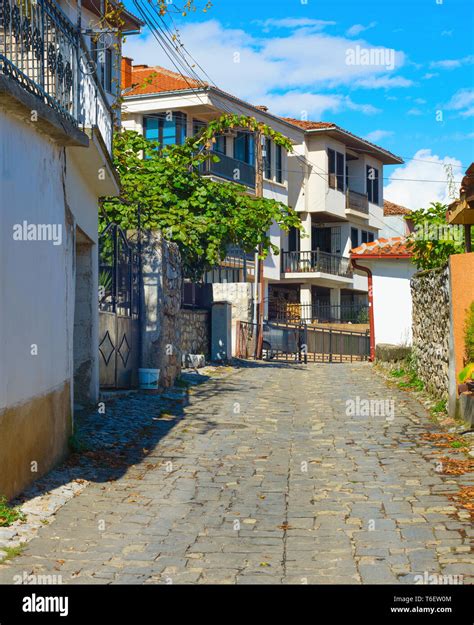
179,309 -> 210,359
411,266 -> 450,399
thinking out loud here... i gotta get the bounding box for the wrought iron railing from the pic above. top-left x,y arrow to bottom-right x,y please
346,189 -> 369,214
199,152 -> 256,188
269,303 -> 369,324
281,249 -> 353,277
99,223 -> 139,318
0,0 -> 112,151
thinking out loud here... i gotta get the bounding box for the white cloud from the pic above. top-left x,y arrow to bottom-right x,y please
346,22 -> 377,37
259,18 -> 336,31
365,129 -> 394,142
446,88 -> 474,118
430,55 -> 474,70
384,150 -> 463,210
354,76 -> 413,88
407,108 -> 423,116
124,19 -> 409,118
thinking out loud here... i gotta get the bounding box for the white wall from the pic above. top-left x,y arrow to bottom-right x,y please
371,259 -> 417,346
0,110 -> 100,410
0,112 -> 73,409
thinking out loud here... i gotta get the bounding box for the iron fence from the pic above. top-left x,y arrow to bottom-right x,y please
281,249 -> 353,277
0,0 -> 113,150
199,152 -> 256,188
269,303 -> 369,324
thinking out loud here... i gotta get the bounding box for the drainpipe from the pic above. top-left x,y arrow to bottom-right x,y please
351,259 -> 375,362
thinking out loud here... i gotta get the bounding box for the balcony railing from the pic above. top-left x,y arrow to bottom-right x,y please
269,303 -> 369,324
199,152 -> 256,188
281,249 -> 353,278
346,189 -> 369,214
0,0 -> 112,152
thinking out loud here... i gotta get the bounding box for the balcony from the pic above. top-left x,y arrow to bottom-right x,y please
346,190 -> 369,216
281,249 -> 353,279
0,0 -> 112,153
199,152 -> 255,188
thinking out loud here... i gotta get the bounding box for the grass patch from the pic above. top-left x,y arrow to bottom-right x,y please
0,496 -> 25,527
0,543 -> 25,563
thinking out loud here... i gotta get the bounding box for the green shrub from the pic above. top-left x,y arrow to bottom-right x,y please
0,496 -> 25,527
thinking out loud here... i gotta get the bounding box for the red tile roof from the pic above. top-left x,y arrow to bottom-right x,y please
125,65 -> 205,96
282,117 -> 403,164
350,237 -> 413,258
383,199 -> 412,216
281,118 -> 335,130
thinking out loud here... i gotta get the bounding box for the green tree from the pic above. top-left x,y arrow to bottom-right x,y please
407,202 -> 464,270
101,117 -> 301,280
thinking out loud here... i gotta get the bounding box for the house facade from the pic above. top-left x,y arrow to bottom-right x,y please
350,238 -> 417,351
0,0 -> 141,499
120,61 -> 403,326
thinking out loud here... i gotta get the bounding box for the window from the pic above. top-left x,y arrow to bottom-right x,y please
361,230 -> 375,244
214,135 -> 226,155
91,41 -> 114,93
351,228 -> 359,249
275,144 -> 283,183
264,137 -> 272,179
234,132 -> 255,165
288,226 -> 300,252
193,119 -> 206,135
366,165 -> 379,204
328,148 -> 345,192
144,112 -> 187,147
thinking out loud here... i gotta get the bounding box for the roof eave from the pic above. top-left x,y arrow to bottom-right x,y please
305,127 -> 404,165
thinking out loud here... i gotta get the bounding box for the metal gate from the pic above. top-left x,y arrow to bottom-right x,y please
98,224 -> 140,388
236,321 -> 370,363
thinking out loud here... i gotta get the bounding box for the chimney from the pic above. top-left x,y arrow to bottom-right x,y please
121,57 -> 133,90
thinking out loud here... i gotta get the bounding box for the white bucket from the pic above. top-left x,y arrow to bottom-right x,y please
138,368 -> 160,390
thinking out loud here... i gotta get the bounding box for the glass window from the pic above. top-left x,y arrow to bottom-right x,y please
368,232 -> 375,243
234,132 -> 255,165
264,137 -> 272,179
328,148 -> 344,191
214,135 -> 226,155
366,165 -> 380,204
351,227 -> 359,249
275,144 -> 283,183
361,230 -> 368,244
336,152 -> 345,192
143,112 -> 187,148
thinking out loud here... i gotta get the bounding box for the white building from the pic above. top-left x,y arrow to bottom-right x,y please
379,199 -> 413,239
351,238 -> 417,351
0,0 -> 141,498
120,61 -> 403,326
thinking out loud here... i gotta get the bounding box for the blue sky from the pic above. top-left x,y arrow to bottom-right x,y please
124,0 -> 474,208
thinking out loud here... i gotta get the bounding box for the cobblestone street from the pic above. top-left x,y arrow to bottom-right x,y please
0,363 -> 472,585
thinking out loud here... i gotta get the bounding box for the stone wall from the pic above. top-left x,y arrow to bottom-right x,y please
179,309 -> 210,360
140,232 -> 182,388
411,266 -> 450,399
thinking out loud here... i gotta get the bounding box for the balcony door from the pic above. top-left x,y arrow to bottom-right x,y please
312,227 -> 332,253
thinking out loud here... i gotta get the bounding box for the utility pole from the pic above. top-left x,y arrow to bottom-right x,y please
255,129 -> 265,359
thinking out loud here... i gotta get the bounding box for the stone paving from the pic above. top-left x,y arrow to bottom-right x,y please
0,362 -> 472,585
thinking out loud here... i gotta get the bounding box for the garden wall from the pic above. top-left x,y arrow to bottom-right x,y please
140,232 -> 182,388
411,266 -> 450,399
179,309 -> 210,360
